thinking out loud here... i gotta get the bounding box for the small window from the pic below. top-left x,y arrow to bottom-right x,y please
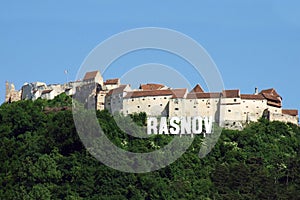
256,106 -> 259,108
228,110 -> 231,112
256,113 -> 259,115
244,112 -> 246,114
148,105 -> 151,107
142,98 -> 145,101
164,97 -> 167,99
137,106 -> 140,108
275,110 -> 277,112
132,99 -> 134,101
243,101 -> 245,103
253,100 -> 256,102
160,104 -> 163,106
234,99 -> 237,102
175,108 -> 179,111
193,106 -> 196,108
202,100 -> 205,102
153,98 -> 156,100
246,106 -> 248,108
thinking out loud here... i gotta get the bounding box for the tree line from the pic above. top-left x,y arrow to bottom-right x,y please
0,94 -> 300,199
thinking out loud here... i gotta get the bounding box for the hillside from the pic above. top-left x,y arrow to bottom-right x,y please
0,94 -> 300,199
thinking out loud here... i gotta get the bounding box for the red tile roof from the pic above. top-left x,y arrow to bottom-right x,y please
259,88 -> 282,107
262,93 -> 281,102
282,109 -> 298,116
139,83 -> 165,90
124,89 -> 186,99
222,89 -> 240,98
190,84 -> 204,93
187,89 -> 239,99
241,94 -> 265,100
260,88 -> 279,96
124,90 -> 172,98
260,88 -> 282,100
83,71 -> 99,81
104,78 -> 119,85
187,92 -> 221,99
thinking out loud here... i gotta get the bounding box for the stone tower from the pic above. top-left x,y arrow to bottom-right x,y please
5,81 -> 10,103
5,81 -> 21,103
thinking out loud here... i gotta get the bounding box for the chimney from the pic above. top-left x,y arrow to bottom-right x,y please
254,87 -> 258,95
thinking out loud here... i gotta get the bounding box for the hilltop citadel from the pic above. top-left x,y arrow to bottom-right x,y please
5,70 -> 299,130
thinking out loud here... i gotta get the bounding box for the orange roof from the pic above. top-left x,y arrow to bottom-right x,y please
187,92 -> 221,99
262,93 -> 281,102
260,88 -> 282,100
222,89 -> 240,98
139,83 -> 165,90
260,88 -> 279,95
83,71 -> 99,81
190,84 -> 204,93
124,89 -> 186,99
259,88 -> 282,107
282,109 -> 298,116
104,78 -> 119,85
187,89 -> 239,99
241,94 -> 265,100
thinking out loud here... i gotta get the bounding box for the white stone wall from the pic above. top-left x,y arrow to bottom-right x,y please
123,95 -> 171,116
21,82 -> 47,100
169,98 -> 187,117
32,91 -> 41,101
221,104 -> 242,122
270,113 -> 298,124
241,99 -> 268,122
220,97 -> 242,121
176,98 -> 220,119
267,105 -> 282,115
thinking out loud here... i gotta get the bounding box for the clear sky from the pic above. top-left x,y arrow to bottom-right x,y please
1,1 -> 300,112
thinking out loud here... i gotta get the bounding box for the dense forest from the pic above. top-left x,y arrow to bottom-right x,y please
0,94 -> 300,199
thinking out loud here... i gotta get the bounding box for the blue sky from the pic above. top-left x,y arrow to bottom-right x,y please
1,1 -> 300,112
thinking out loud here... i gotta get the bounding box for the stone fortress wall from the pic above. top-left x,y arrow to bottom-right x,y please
5,70 -> 299,129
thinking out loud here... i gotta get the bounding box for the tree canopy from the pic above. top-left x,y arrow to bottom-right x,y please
0,94 -> 300,199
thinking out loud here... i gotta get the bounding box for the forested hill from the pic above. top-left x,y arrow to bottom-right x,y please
0,94 -> 300,199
